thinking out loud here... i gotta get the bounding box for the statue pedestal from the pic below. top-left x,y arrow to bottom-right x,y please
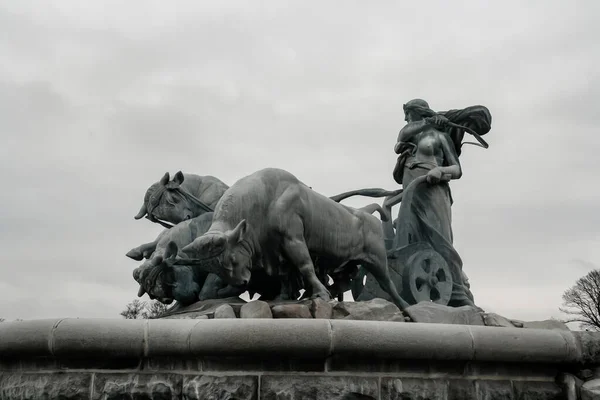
0,318 -> 596,399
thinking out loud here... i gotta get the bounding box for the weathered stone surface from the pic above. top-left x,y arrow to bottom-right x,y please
332,298 -> 401,321
92,373 -> 182,400
183,375 -> 257,400
405,302 -> 485,325
0,373 -> 91,400
388,312 -> 407,322
240,301 -> 273,318
53,318 -> 145,358
261,375 -> 378,400
271,304 -> 312,318
582,378 -> 600,400
519,320 -> 570,331
214,304 -> 237,319
162,313 -> 209,320
483,313 -> 516,328
484,313 -> 569,331
513,381 -> 563,400
161,297 -> 247,319
189,319 -> 331,357
0,319 -> 56,357
381,377 -> 448,400
311,298 -> 333,319
475,380 -> 514,400
331,320 -> 474,360
448,380 -> 476,400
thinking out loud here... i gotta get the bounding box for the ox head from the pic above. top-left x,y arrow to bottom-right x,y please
132,241 -> 181,305
180,220 -> 252,287
134,171 -> 197,226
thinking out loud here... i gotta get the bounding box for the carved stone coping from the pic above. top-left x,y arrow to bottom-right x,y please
0,319 -> 597,365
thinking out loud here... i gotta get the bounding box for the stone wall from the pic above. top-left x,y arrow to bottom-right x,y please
0,318 -> 598,399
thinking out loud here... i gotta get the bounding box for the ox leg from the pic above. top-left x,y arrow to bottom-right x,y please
361,234 -> 410,310
282,237 -> 331,301
364,261 -> 409,311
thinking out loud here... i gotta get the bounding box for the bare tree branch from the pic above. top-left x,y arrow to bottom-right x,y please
560,268 -> 600,331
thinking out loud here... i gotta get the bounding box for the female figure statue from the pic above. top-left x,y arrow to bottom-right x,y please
392,99 -> 491,307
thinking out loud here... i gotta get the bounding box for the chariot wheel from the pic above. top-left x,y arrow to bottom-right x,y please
402,248 -> 453,305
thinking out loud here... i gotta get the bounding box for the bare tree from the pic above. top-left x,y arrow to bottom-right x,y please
120,299 -> 169,319
560,269 -> 600,331
120,299 -> 147,319
142,301 -> 169,319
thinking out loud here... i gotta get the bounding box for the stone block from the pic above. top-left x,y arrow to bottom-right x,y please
271,304 -> 312,318
145,357 -> 200,371
512,381 -> 563,400
582,378 -> 600,400
162,313 -> 209,319
405,302 -> 485,325
240,301 -> 273,318
183,375 -> 257,400
475,380 -> 514,400
53,318 -> 145,359
0,372 -> 91,400
147,319 -> 197,357
483,313 -> 516,328
214,304 -> 237,318
200,356 -> 325,372
381,377 -> 448,400
0,319 -> 57,357
332,298 -> 401,321
330,320 -> 474,360
469,325 -> 573,363
328,356 -> 431,374
189,319 -> 331,357
519,320 -> 570,331
92,373 -> 182,400
261,375 -> 378,400
59,357 -> 141,370
311,298 -> 333,319
448,379 -> 477,400
160,296 -> 246,319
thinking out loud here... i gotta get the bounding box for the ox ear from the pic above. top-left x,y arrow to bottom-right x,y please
164,241 -> 178,260
228,219 -> 247,243
173,171 -> 185,186
134,203 -> 148,220
126,248 -> 144,261
151,255 -> 164,267
160,172 -> 170,186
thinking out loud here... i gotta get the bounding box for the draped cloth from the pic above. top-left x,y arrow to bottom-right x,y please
393,158 -> 472,305
402,103 -> 492,156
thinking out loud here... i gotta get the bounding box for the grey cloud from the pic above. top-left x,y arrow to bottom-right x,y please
0,0 -> 598,322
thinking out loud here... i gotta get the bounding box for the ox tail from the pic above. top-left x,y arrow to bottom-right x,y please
358,203 -> 390,222
329,188 -> 403,203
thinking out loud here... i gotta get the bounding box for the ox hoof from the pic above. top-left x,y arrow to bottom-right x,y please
310,291 -> 332,301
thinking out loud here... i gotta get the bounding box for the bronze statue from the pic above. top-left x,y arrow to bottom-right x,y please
178,168 -> 411,311
392,99 -> 491,307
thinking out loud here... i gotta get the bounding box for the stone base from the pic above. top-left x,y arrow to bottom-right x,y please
0,318 -> 597,399
159,297 -> 570,331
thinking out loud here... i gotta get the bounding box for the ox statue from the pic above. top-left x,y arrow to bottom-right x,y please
130,212 -> 243,305
133,171 -> 229,228
178,168 -> 410,311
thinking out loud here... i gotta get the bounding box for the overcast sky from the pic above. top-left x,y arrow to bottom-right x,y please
1,1 -> 598,323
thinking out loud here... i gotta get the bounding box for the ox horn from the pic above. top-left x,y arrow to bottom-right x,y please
137,285 -> 146,297
134,203 -> 148,220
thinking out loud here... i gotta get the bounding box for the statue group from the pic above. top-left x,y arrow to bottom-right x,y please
126,99 -> 492,314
